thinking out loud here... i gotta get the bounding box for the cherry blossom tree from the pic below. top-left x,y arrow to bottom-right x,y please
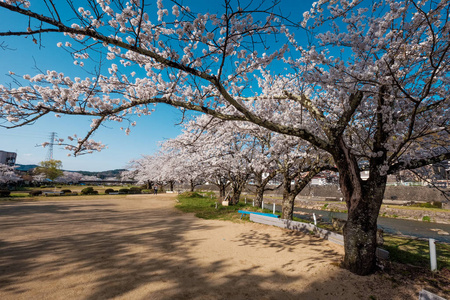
54,171 -> 83,184
269,134 -> 334,219
160,138 -> 207,192
32,173 -> 46,184
0,163 -> 21,185
0,0 -> 449,275
163,115 -> 255,203
125,153 -> 177,191
223,123 -> 278,208
80,174 -> 101,181
124,155 -> 157,188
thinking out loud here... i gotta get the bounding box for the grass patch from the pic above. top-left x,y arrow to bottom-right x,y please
176,193 -> 316,224
382,204 -> 450,213
382,234 -> 450,270
176,193 -> 273,222
422,216 -> 431,222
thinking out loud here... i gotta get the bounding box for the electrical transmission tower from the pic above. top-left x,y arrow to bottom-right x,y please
45,132 -> 57,161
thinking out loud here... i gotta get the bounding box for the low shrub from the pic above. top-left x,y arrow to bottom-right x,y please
431,201 -> 443,209
0,190 -> 11,197
118,188 -> 129,194
29,190 -> 42,196
104,188 -> 116,194
422,216 -> 431,222
141,189 -> 151,194
129,187 -> 142,194
81,187 -> 97,195
61,189 -> 72,194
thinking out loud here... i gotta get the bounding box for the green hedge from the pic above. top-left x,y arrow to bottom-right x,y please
81,187 -> 98,195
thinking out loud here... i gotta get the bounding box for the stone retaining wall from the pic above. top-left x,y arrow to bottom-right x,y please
293,200 -> 450,224
297,185 -> 449,202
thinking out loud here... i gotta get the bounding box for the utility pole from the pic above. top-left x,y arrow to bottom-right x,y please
45,132 -> 56,161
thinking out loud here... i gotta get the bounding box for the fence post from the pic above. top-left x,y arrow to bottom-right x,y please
245,197 -> 247,204
313,213 -> 317,226
429,238 -> 437,271
262,200 -> 264,209
273,203 -> 276,214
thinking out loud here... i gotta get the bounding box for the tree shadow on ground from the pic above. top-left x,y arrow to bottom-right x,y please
0,202 -> 118,217
0,199 -> 424,299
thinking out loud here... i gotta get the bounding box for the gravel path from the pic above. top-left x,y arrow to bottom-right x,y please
0,195 -> 431,299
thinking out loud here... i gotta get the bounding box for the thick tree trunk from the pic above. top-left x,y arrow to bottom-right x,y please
254,185 -> 264,208
334,140 -> 387,275
281,174 -> 293,219
230,185 -> 242,205
281,194 -> 296,220
253,171 -> 276,208
342,181 -> 385,275
190,179 -> 195,192
218,184 -> 226,199
229,174 -> 248,205
169,181 -> 174,192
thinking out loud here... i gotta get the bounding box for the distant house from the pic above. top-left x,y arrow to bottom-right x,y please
311,177 -> 327,185
0,150 -> 17,166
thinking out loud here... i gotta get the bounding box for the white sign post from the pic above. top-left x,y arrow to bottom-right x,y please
429,238 -> 437,271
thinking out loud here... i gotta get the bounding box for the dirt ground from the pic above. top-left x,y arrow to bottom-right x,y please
0,194 -> 445,299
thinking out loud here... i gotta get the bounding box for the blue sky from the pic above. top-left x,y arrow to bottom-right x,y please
0,0 -> 314,172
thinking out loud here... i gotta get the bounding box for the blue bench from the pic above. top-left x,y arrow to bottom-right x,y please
238,210 -> 280,219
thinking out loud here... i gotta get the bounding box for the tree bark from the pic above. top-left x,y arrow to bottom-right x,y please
230,184 -> 242,205
218,181 -> 226,199
253,171 -> 277,208
254,185 -> 264,208
281,174 -> 294,219
227,172 -> 248,205
280,166 -> 322,220
281,193 -> 296,220
334,140 -> 387,276
190,179 -> 195,192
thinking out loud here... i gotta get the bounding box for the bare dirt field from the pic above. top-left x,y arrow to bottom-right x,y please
0,194 -> 444,299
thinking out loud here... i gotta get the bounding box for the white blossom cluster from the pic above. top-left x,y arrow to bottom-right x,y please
126,113 -> 330,201
0,164 -> 21,184
0,0 -> 448,174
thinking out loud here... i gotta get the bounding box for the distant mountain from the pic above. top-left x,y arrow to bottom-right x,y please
71,169 -> 127,179
15,164 -> 39,171
15,164 -> 126,179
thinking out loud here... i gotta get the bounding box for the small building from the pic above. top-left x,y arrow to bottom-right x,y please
0,150 -> 17,166
311,177 -> 328,185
